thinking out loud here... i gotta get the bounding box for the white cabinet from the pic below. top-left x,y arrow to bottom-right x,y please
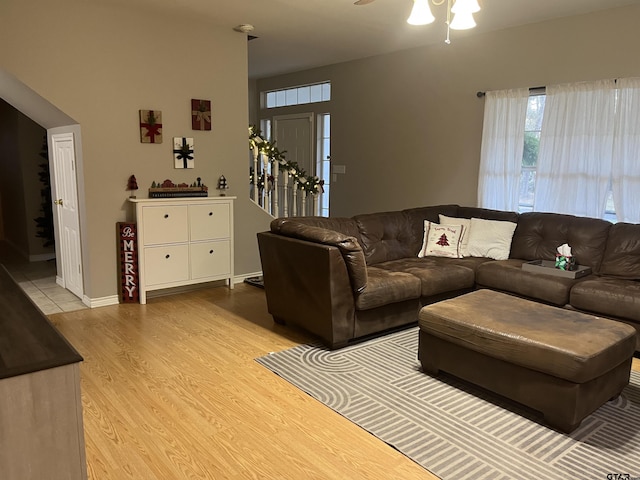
129,197 -> 235,304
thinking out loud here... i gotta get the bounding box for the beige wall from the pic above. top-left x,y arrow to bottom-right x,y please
256,4 -> 640,218
0,0 -> 271,300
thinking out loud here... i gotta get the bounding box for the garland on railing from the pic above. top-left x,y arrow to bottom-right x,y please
249,167 -> 274,191
249,125 -> 324,194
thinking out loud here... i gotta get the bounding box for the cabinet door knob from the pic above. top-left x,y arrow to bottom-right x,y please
209,250 -> 214,254
164,214 -> 169,219
208,212 -> 213,216
165,254 -> 170,259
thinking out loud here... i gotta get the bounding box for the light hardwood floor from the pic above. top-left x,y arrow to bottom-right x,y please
50,284 -> 640,480
50,284 -> 433,479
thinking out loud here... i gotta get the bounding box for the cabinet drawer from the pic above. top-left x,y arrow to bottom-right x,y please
190,240 -> 231,280
142,206 -> 189,245
189,203 -> 230,241
144,244 -> 189,286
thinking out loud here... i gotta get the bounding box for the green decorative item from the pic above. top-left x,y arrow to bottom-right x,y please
555,255 -> 575,271
555,243 -> 575,271
249,125 -> 324,195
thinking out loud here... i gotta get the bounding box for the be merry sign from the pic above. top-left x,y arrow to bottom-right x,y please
117,222 -> 139,303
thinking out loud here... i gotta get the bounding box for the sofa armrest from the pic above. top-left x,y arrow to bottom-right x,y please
271,220 -> 367,293
257,231 -> 357,348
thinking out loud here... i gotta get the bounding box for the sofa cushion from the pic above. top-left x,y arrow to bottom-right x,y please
509,212 -> 611,271
354,211 -> 415,265
476,259 -> 580,306
598,223 -> 640,279
355,267 -> 421,310
374,258 -> 475,297
428,255 -> 494,271
466,218 -> 517,260
570,277 -> 640,323
418,221 -> 465,258
274,220 -> 368,293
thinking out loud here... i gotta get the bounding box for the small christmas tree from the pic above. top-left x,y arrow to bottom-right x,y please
127,175 -> 139,198
34,135 -> 55,247
217,175 -> 229,196
436,234 -> 449,247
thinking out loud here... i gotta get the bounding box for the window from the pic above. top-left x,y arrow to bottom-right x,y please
260,118 -> 271,141
264,82 -> 331,109
481,79 -> 640,222
518,89 -> 618,221
317,114 -> 331,217
518,94 -> 545,213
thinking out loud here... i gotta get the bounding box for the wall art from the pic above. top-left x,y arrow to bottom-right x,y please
191,99 -> 211,131
173,137 -> 194,169
139,109 -> 163,143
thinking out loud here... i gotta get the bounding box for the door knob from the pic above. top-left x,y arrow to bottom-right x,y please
54,199 -> 64,206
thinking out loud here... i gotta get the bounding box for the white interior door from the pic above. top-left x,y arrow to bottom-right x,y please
51,133 -> 84,299
274,114 -> 314,175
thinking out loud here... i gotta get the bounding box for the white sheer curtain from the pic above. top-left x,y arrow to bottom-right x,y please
477,88 -> 529,211
612,77 -> 640,223
533,80 -> 616,217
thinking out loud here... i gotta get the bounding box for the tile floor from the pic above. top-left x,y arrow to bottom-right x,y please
0,241 -> 87,315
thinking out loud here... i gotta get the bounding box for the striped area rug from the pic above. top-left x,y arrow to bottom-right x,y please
256,327 -> 640,479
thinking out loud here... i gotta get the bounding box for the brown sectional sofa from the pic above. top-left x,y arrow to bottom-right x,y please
257,205 -> 640,351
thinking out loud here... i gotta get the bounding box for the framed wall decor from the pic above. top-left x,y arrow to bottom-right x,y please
191,99 -> 211,131
139,110 -> 163,143
173,137 -> 195,169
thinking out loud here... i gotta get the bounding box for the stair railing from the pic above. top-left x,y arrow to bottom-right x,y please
250,127 -> 323,218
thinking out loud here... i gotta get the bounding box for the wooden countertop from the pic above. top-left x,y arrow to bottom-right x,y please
0,265 -> 82,379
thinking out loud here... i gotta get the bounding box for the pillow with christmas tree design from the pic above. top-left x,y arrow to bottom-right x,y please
439,214 -> 472,257
418,221 -> 464,258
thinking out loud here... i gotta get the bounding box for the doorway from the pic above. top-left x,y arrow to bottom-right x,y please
1,69 -> 86,303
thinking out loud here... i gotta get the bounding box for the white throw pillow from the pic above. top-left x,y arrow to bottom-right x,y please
439,215 -> 472,257
418,221 -> 465,259
466,218 -> 517,260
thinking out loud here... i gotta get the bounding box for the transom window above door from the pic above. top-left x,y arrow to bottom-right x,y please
263,82 -> 331,109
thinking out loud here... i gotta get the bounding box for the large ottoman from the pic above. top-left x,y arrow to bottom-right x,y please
418,289 -> 636,433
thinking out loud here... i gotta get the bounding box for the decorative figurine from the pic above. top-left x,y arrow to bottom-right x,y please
127,175 -> 139,198
217,175 -> 229,196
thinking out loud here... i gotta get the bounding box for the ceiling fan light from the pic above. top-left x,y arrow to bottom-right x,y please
451,0 -> 481,15
407,0 -> 435,25
450,11 -> 476,30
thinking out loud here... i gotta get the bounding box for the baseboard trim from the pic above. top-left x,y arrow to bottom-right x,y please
85,273 -> 263,306
84,295 -> 119,308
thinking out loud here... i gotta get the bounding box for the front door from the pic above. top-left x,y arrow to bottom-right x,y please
274,114 -> 314,176
50,132 -> 84,299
